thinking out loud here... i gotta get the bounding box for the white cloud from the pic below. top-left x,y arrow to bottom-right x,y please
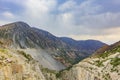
79,12 -> 120,29
58,0 -> 76,12
68,34 -> 119,45
77,0 -> 101,15
1,0 -> 120,44
25,0 -> 57,16
0,11 -> 21,25
1,11 -> 15,18
19,0 -> 57,30
68,27 -> 120,44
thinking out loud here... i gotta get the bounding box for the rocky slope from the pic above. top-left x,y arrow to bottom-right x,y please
0,46 -> 61,80
0,48 -> 46,80
0,22 -> 65,70
0,21 -> 106,70
60,37 -> 106,55
58,41 -> 120,80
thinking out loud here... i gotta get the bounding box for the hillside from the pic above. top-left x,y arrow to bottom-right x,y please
0,22 -> 119,80
0,41 -> 119,80
0,22 -> 66,70
60,37 -> 106,55
58,41 -> 120,80
0,48 -> 46,80
0,21 -> 106,70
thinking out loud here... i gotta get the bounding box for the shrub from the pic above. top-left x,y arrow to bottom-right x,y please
110,57 -> 120,67
95,60 -> 104,67
17,50 -> 33,61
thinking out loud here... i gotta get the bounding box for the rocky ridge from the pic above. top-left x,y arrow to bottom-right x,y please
0,21 -> 106,70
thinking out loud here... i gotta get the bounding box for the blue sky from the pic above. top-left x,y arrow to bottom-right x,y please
0,0 -> 120,44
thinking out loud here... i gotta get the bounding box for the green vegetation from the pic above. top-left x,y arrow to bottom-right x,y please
98,46 -> 120,58
41,67 -> 58,80
102,73 -> 111,80
56,66 -> 72,78
99,51 -> 110,58
56,70 -> 64,78
41,68 -> 57,74
17,50 -> 33,61
95,60 -> 104,67
111,68 -> 118,72
111,46 -> 120,52
110,57 -> 120,67
0,49 -> 7,53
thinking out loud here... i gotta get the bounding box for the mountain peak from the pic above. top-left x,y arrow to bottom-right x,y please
13,21 -> 29,25
0,21 -> 30,30
3,21 -> 28,25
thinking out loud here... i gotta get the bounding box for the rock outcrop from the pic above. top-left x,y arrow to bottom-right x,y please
59,41 -> 120,80
0,48 -> 46,80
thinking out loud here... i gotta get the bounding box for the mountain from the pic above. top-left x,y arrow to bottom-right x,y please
94,41 -> 120,55
0,21 -> 119,80
0,21 -> 66,49
60,37 -> 106,54
57,41 -> 120,80
0,21 -> 66,70
0,21 -> 106,70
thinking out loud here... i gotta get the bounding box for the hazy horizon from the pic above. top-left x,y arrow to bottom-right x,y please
0,0 -> 120,44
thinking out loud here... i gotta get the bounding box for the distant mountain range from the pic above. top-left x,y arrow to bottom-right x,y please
0,21 -> 107,69
60,37 -> 106,54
